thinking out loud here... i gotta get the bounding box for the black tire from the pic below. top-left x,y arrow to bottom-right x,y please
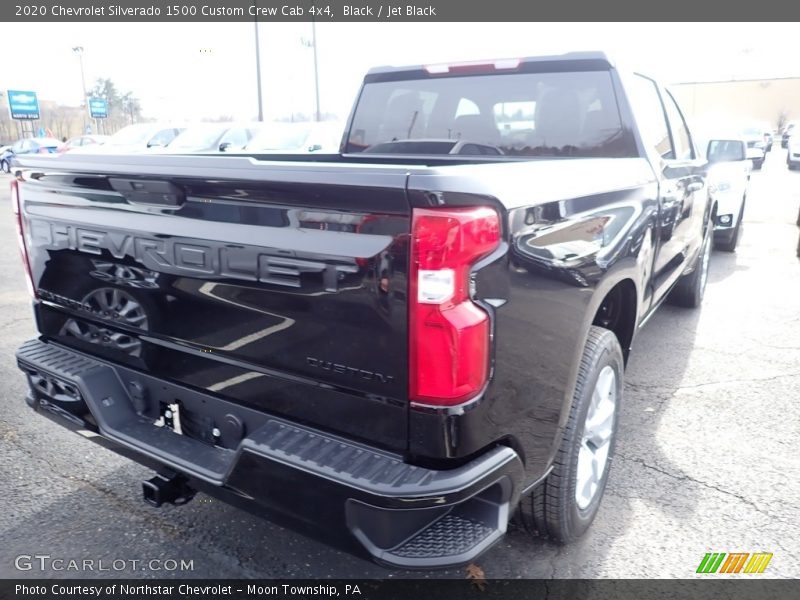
0,159 -> 9,174
517,326 -> 624,543
669,217 -> 712,308
714,201 -> 744,253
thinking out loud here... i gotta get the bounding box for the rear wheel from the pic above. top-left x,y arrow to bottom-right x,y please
0,159 -> 9,173
517,326 -> 623,543
669,215 -> 713,308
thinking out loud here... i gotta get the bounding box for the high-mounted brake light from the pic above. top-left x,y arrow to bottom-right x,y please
409,207 -> 501,406
424,59 -> 521,76
10,180 -> 35,297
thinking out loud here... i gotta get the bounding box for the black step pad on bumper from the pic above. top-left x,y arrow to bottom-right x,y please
17,339 -> 525,568
392,514 -> 495,558
17,339 -> 234,482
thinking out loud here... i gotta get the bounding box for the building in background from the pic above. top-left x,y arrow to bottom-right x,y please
671,77 -> 800,131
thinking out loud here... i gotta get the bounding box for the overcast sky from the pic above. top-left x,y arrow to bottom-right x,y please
1,22 -> 796,122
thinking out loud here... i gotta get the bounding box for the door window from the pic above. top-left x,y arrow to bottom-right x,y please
629,74 -> 673,159
663,92 -> 694,160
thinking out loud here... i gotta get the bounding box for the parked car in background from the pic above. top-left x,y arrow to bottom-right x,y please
762,125 -> 774,152
749,122 -> 774,152
705,138 -> 750,252
0,137 -> 62,172
161,123 -> 258,153
58,135 -> 110,153
786,132 -> 800,170
781,121 -> 797,148
75,124 -> 183,154
741,124 -> 767,169
244,121 -> 343,153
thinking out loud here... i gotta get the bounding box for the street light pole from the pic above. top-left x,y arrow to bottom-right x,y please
301,22 -> 322,122
253,2 -> 264,122
311,19 -> 321,122
72,46 -> 87,134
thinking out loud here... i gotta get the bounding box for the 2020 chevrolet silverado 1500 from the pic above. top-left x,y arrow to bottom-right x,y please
12,52 -> 713,569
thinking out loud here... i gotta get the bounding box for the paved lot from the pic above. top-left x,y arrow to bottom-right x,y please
0,151 -> 798,579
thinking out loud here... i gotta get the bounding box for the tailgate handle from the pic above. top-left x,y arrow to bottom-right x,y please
109,178 -> 185,208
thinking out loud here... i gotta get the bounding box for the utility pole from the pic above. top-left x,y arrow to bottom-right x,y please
311,20 -> 321,122
253,2 -> 264,121
301,21 -> 322,121
72,46 -> 88,133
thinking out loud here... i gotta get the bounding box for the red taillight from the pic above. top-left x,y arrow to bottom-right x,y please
10,180 -> 35,297
409,207 -> 501,406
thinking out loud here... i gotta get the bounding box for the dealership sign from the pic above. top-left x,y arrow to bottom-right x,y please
6,90 -> 40,120
88,97 -> 108,119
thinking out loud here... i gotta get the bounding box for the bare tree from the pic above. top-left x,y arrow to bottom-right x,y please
121,93 -> 141,125
89,78 -> 143,132
777,110 -> 789,133
0,93 -> 17,142
201,115 -> 235,123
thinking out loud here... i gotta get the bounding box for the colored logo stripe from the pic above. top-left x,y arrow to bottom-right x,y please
697,553 -> 726,573
744,553 -> 773,573
719,553 -> 749,573
697,552 -> 773,574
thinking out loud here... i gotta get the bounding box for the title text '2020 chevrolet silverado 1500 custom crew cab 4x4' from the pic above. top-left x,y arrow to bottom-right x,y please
12,52 -> 713,569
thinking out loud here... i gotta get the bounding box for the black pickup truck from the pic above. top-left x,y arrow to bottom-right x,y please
11,52 -> 713,569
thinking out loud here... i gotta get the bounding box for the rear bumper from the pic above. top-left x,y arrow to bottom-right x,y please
16,338 -> 524,569
713,212 -> 738,238
713,228 -> 736,245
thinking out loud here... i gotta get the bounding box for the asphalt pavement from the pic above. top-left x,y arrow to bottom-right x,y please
0,150 -> 798,579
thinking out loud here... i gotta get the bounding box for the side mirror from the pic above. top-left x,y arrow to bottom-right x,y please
147,140 -> 164,148
219,142 -> 232,152
308,144 -> 323,153
686,179 -> 704,193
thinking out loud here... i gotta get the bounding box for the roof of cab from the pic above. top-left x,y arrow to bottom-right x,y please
364,51 -> 615,81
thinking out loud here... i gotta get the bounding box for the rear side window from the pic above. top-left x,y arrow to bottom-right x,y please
346,70 -> 636,158
663,92 -> 694,160
628,74 -> 673,159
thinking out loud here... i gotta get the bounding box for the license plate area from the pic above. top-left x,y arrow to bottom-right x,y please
154,400 -> 218,446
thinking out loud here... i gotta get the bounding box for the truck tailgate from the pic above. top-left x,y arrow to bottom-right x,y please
17,156 -> 412,452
